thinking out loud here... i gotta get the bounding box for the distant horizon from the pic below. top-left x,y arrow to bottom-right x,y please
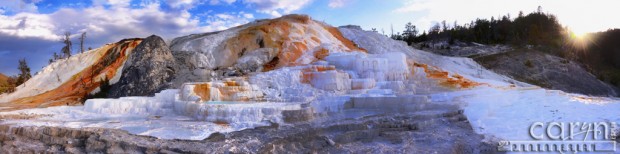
1,0 -> 619,76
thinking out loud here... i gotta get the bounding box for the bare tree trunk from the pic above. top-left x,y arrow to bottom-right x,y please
80,32 -> 86,53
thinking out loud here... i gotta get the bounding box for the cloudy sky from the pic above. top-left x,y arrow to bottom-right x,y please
0,0 -> 618,75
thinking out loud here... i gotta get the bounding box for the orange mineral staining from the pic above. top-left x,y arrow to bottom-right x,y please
193,83 -> 212,102
0,39 -> 142,111
413,62 -> 481,89
322,25 -> 367,52
300,65 -> 337,83
182,78 -> 263,102
223,14 -> 367,72
313,48 -> 330,60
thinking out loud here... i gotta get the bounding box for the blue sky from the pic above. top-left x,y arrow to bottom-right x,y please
0,0 -> 618,75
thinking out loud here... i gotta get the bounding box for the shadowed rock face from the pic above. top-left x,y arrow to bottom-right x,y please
475,50 -> 620,96
108,35 -> 176,98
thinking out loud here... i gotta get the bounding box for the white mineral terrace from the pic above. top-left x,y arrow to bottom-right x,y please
1,51 -> 619,149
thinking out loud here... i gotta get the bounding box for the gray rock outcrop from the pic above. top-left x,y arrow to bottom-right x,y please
107,35 -> 176,98
475,50 -> 620,96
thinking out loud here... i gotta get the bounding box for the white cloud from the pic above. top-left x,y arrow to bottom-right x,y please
92,0 -> 132,8
0,0 -> 42,13
0,1 -> 256,75
166,0 -> 192,7
0,12 -> 59,41
0,1 -> 255,46
204,12 -> 255,30
215,13 -> 234,19
241,0 -> 312,17
108,0 -> 132,7
328,0 -> 349,8
242,13 -> 254,19
208,0 -> 237,5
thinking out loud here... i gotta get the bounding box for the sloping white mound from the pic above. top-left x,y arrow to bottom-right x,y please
338,26 -> 522,87
0,48 -> 105,103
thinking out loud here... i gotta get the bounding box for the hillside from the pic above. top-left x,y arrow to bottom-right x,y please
0,73 -> 11,94
0,39 -> 144,109
169,14 -> 367,87
475,48 -> 620,96
0,73 -> 7,85
423,42 -> 620,97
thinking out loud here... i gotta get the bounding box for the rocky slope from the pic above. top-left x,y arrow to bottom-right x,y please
421,42 -> 620,96
107,35 -> 177,98
474,48 -> 620,96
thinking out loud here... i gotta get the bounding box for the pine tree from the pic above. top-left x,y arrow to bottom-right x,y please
53,52 -> 59,60
16,58 -> 32,86
61,32 -> 72,58
537,6 -> 543,14
441,20 -> 448,32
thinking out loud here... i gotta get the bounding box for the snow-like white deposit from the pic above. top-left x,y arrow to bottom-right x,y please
4,80 -> 618,142
338,26 -> 520,87
1,89 -> 306,140
169,27 -> 245,70
0,48 -> 106,103
430,86 -> 620,152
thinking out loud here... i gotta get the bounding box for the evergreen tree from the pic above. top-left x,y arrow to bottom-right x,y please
16,58 -> 32,86
441,20 -> 448,32
61,32 -> 72,58
397,8 -> 563,48
53,52 -> 59,60
402,22 -> 418,44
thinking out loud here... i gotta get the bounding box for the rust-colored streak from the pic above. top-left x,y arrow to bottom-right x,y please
280,41 -> 308,66
193,83 -> 212,102
0,39 -> 142,111
323,25 -> 367,52
213,120 -> 230,127
314,48 -> 329,60
413,62 -> 482,89
224,81 -> 238,86
300,65 -> 336,83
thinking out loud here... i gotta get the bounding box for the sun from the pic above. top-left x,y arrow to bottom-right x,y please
568,26 -> 594,40
571,29 -> 589,39
566,27 -> 593,50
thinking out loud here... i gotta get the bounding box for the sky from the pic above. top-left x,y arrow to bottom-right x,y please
0,0 -> 618,75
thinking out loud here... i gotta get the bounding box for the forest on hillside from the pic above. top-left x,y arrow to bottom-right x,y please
389,7 -> 620,88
